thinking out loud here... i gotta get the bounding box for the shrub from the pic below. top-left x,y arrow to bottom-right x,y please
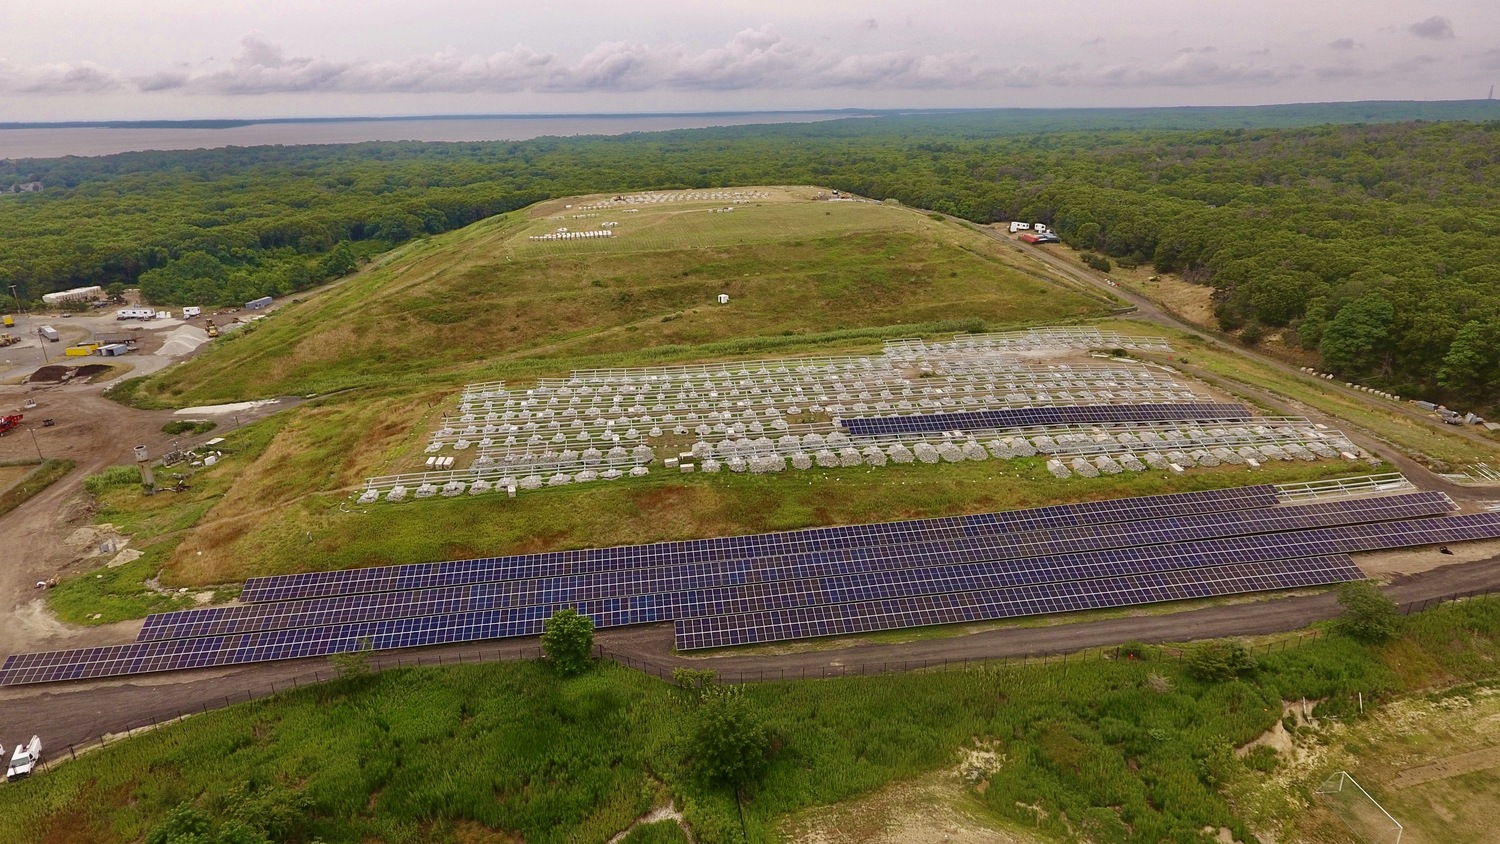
161,419 -> 217,435
84,465 -> 142,495
1243,744 -> 1281,773
1186,640 -> 1257,682
1336,580 -> 1401,643
542,608 -> 595,676
691,686 -> 770,788
1081,253 -> 1112,273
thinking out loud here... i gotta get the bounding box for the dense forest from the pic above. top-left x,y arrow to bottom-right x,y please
1,102 -> 1498,405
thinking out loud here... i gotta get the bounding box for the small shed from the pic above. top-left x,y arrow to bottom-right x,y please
98,343 -> 130,356
717,294 -> 730,305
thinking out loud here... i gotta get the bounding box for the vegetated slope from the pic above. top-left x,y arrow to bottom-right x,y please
138,189 -> 1104,404
10,596 -> 1500,844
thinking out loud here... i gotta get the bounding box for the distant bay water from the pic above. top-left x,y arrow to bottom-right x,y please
0,112 -> 864,159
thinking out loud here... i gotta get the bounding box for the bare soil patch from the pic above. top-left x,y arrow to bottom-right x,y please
1391,744 -> 1500,789
1355,538 -> 1500,579
779,752 -> 1041,844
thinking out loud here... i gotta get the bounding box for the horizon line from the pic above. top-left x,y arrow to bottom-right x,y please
4,98 -> 1497,131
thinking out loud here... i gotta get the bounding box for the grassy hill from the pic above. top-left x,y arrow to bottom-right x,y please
134,187 -> 1108,405
60,189 -> 1356,599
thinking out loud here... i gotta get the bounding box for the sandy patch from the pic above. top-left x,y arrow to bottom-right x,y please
158,325 -> 209,358
779,747 -> 1040,844
1239,700 -> 1319,766
1354,538 -> 1500,578
175,399 -> 279,416
106,547 -> 142,569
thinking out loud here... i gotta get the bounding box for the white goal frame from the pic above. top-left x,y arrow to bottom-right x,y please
1315,771 -> 1403,844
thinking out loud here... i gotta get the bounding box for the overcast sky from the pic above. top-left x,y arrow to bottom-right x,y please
2,1 -> 1496,121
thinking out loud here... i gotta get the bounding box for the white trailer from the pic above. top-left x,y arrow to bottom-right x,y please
181,306 -> 202,318
116,308 -> 155,320
6,736 -> 40,781
37,325 -> 60,342
1008,221 -> 1031,233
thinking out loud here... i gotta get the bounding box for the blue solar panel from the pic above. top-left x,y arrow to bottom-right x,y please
841,402 -> 1251,438
673,556 -> 1366,649
9,503 -> 1498,686
237,484 -> 1280,604
139,492 -> 1450,642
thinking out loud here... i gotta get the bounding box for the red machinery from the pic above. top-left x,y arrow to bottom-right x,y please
0,414 -> 22,435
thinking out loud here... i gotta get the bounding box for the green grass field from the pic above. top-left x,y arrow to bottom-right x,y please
11,595 -> 1500,843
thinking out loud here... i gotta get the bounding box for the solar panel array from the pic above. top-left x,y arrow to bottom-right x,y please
6,484 -> 1499,685
238,484 -> 1280,603
143,492 -> 1450,642
841,403 -> 1252,438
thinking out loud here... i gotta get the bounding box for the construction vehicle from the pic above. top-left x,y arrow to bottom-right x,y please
0,333 -> 18,347
6,736 -> 41,781
0,414 -> 21,436
204,319 -> 219,338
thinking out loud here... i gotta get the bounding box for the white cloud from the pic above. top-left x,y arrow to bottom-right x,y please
1408,16 -> 1455,40
97,30 -> 1310,97
5,23 -> 1474,105
0,58 -> 124,94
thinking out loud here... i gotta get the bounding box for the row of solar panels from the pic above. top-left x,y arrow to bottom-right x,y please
144,493 -> 1452,642
3,485 -> 1492,685
839,402 -> 1252,438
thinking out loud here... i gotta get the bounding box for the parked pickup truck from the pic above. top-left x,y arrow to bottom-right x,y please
6,736 -> 41,781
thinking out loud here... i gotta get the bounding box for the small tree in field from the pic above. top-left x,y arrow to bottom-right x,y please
1336,580 -> 1400,644
541,608 -> 594,676
691,686 -> 770,788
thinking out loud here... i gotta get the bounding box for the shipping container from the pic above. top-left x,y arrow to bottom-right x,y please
245,296 -> 273,310
38,325 -> 60,342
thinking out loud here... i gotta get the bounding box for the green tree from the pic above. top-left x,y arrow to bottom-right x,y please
1336,580 -> 1401,644
1320,293 -> 1395,374
690,685 -> 771,787
320,241 -> 357,279
1439,320 -> 1500,399
541,608 -> 595,676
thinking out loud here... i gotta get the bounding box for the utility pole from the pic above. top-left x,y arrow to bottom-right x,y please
8,284 -> 20,315
36,328 -> 48,362
28,427 -> 43,462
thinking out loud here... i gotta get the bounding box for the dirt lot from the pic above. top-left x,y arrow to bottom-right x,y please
0,372 -> 291,658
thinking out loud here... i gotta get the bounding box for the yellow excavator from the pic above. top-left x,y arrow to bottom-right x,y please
204,319 -> 219,338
